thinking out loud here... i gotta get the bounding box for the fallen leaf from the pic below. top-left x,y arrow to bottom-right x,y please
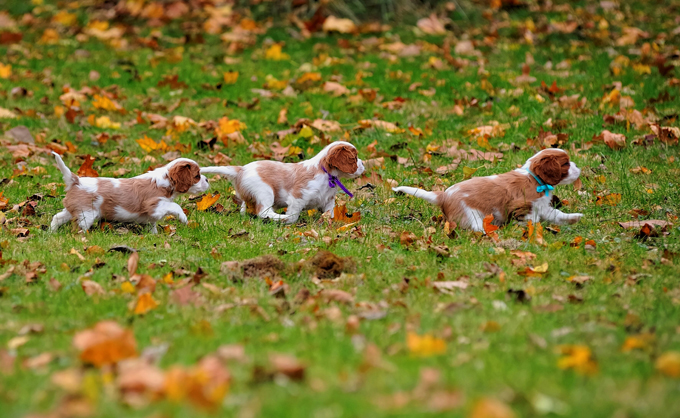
73,321 -> 137,367
223,70 -> 239,84
593,130 -> 626,150
517,262 -> 549,277
133,293 -> 159,315
469,398 -> 516,418
463,166 -> 478,179
264,44 -> 289,61
333,205 -> 361,224
618,220 -> 670,229
81,280 -> 105,296
269,353 -> 306,380
311,119 -> 342,133
322,16 -> 356,34
77,155 -> 99,177
358,119 -> 404,133
483,214 -> 499,242
557,345 -> 598,375
197,193 -> 221,211
407,332 -> 446,357
656,352 -> 680,378
323,81 -> 350,96
417,14 -> 447,35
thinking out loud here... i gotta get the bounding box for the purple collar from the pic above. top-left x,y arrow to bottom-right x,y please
322,166 -> 353,198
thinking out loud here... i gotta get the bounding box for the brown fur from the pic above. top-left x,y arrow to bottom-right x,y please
168,162 -> 200,193
323,145 -> 358,174
438,149 -> 572,226
254,162 -> 319,203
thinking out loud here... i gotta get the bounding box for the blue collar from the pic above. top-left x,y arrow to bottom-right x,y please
526,169 -> 554,196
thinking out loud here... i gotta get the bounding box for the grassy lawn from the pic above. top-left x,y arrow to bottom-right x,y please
1,1 -> 680,417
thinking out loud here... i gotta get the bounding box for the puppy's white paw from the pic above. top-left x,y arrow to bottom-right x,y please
567,213 -> 584,224
179,213 -> 188,224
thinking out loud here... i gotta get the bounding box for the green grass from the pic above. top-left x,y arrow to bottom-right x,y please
1,1 -> 680,417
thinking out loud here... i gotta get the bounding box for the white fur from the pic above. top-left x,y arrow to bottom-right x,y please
50,154 -> 208,233
202,141 -> 364,224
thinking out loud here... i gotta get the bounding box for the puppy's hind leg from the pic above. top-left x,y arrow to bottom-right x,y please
76,210 -> 100,232
51,209 -> 73,232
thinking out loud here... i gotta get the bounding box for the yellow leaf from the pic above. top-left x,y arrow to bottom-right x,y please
557,345 -> 598,375
136,135 -> 168,153
133,293 -> 159,315
92,94 -> 122,112
121,282 -> 136,294
54,105 -> 65,117
407,332 -> 446,356
0,63 -> 11,79
265,44 -> 290,61
196,193 -> 220,211
223,71 -> 239,84
299,126 -> 314,138
296,72 -> 322,84
265,74 -> 289,90
463,166 -> 478,180
87,20 -> 109,31
52,11 -> 77,26
216,117 -> 246,138
632,64 -> 651,74
532,262 -> 549,273
656,352 -> 680,378
94,116 -> 120,129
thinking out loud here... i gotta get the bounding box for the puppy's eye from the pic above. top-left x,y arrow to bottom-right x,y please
195,174 -> 200,180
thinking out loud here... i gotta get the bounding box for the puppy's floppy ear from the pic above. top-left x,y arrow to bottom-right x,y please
532,155 -> 562,185
326,145 -> 358,174
168,163 -> 195,193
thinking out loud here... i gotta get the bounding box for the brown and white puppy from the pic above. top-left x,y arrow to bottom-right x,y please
201,141 -> 365,224
50,152 -> 209,233
393,148 -> 583,231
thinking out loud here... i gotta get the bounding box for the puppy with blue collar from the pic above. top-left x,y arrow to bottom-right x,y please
393,148 -> 583,232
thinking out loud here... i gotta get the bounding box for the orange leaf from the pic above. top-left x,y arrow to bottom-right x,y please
196,193 -> 221,211
483,214 -> 500,242
557,344 -> 598,375
333,205 -> 361,224
133,293 -> 159,315
0,192 -> 9,210
73,321 -> 137,367
77,155 -> 99,177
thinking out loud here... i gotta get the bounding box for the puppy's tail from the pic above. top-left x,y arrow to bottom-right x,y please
392,186 -> 440,205
200,166 -> 241,182
52,152 -> 77,191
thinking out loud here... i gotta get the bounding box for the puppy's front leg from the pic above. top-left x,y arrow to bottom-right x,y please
535,199 -> 583,225
322,200 -> 335,219
153,201 -> 188,224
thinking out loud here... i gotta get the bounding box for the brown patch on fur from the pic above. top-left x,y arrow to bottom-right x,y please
168,162 -> 200,193
307,250 -> 356,279
530,149 -> 570,185
324,144 -> 358,174
233,161 -> 319,215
